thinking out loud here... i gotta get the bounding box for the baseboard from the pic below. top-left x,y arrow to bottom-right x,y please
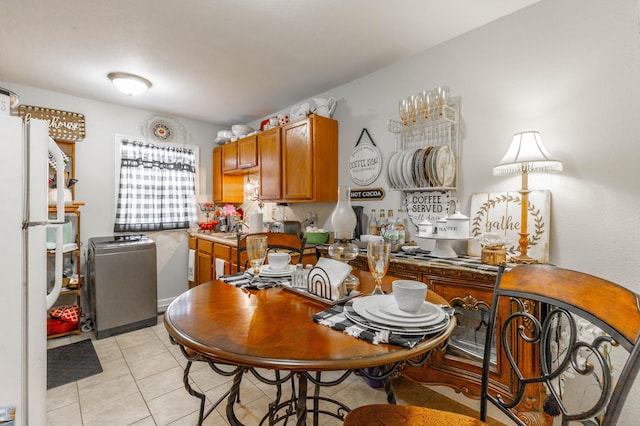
157,297 -> 174,313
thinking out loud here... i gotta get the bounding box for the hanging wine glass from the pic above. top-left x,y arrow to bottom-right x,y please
367,240 -> 391,295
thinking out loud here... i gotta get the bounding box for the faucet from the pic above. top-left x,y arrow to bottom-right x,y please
233,220 -> 250,235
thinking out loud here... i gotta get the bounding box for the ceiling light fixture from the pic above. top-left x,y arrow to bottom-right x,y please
107,72 -> 152,96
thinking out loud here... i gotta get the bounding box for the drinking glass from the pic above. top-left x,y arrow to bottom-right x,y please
367,241 -> 391,295
398,99 -> 409,125
246,235 -> 268,276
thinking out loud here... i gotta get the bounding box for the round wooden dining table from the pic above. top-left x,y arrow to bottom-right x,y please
164,274 -> 456,426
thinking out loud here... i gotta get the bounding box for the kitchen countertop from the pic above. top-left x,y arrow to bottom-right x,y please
192,232 -> 319,255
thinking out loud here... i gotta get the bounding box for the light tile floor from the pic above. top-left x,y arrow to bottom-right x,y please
46,316 -> 502,425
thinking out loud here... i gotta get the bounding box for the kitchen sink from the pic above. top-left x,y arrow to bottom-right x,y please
212,233 -> 239,240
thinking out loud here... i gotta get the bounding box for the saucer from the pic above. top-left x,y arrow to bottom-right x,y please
352,296 -> 445,328
249,264 -> 295,276
378,298 -> 440,319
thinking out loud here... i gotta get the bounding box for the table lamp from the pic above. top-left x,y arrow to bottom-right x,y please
493,131 -> 562,263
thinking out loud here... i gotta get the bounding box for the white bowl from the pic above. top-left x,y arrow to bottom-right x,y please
392,280 -> 428,313
217,129 -> 233,139
231,124 -> 254,137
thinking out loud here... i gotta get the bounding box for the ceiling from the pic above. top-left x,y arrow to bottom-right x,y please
1,0 -> 539,127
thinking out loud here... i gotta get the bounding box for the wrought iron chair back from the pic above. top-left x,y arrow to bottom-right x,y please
481,264 -> 640,425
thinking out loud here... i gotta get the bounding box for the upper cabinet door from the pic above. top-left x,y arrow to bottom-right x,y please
282,118 -> 313,200
222,141 -> 238,172
258,127 -> 282,200
237,135 -> 258,169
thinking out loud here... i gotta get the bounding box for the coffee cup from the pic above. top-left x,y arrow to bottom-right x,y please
392,280 -> 428,313
267,252 -> 291,270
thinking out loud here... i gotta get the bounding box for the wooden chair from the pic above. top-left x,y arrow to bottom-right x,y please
236,232 -> 307,272
344,264 -> 640,426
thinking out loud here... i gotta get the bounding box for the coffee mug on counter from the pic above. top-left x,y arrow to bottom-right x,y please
267,252 -> 291,270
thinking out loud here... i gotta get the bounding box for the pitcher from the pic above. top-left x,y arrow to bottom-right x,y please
313,97 -> 337,118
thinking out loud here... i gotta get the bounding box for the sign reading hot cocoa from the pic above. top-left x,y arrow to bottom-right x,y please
18,105 -> 86,141
350,188 -> 385,201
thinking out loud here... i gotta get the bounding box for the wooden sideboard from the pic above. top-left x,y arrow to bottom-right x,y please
317,246 -> 544,422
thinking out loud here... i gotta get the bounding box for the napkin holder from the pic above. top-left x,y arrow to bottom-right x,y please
306,266 -> 346,301
284,265 -> 359,305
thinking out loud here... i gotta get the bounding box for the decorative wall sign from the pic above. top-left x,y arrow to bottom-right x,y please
467,191 -> 551,262
350,188 -> 385,201
349,128 -> 382,186
18,105 -> 86,141
143,115 -> 186,143
404,191 -> 452,228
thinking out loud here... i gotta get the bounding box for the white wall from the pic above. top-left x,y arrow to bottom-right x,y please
250,0 -> 640,421
270,0 -> 640,289
0,80 -> 222,309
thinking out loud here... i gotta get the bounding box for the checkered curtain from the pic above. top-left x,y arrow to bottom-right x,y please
114,140 -> 197,232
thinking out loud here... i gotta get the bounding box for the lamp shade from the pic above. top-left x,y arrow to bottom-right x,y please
493,131 -> 562,176
108,72 -> 152,96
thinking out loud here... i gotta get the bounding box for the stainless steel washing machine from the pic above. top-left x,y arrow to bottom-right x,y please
87,235 -> 157,339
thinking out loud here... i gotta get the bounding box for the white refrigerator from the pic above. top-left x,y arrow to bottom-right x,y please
0,115 -> 67,425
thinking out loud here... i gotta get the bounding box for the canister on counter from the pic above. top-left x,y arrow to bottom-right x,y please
481,246 -> 507,265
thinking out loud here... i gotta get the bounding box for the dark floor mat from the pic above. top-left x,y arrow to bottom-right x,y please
47,339 -> 103,389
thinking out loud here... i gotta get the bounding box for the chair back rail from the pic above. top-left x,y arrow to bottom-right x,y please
481,264 -> 640,426
236,232 -> 306,270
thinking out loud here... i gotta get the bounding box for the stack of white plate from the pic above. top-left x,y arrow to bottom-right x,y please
387,144 -> 455,189
248,264 -> 296,277
345,295 -> 449,335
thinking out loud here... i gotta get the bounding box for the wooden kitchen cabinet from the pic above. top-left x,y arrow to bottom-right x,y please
222,136 -> 259,173
281,114 -> 338,201
237,135 -> 258,170
213,146 -> 243,203
221,141 -> 238,172
258,127 -> 282,200
259,114 -> 338,203
195,239 -> 213,286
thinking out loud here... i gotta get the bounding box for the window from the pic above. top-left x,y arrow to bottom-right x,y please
114,139 -> 197,232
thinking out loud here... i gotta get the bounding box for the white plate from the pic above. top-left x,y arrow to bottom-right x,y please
387,151 -> 399,188
403,148 -> 419,188
434,145 -> 456,187
394,150 -> 408,188
249,264 -> 295,276
344,303 -> 450,335
425,146 -> 437,187
412,148 -> 425,187
352,296 -> 446,327
378,298 -> 445,321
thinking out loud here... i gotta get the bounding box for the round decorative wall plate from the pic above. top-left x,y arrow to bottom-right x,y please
150,119 -> 173,142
